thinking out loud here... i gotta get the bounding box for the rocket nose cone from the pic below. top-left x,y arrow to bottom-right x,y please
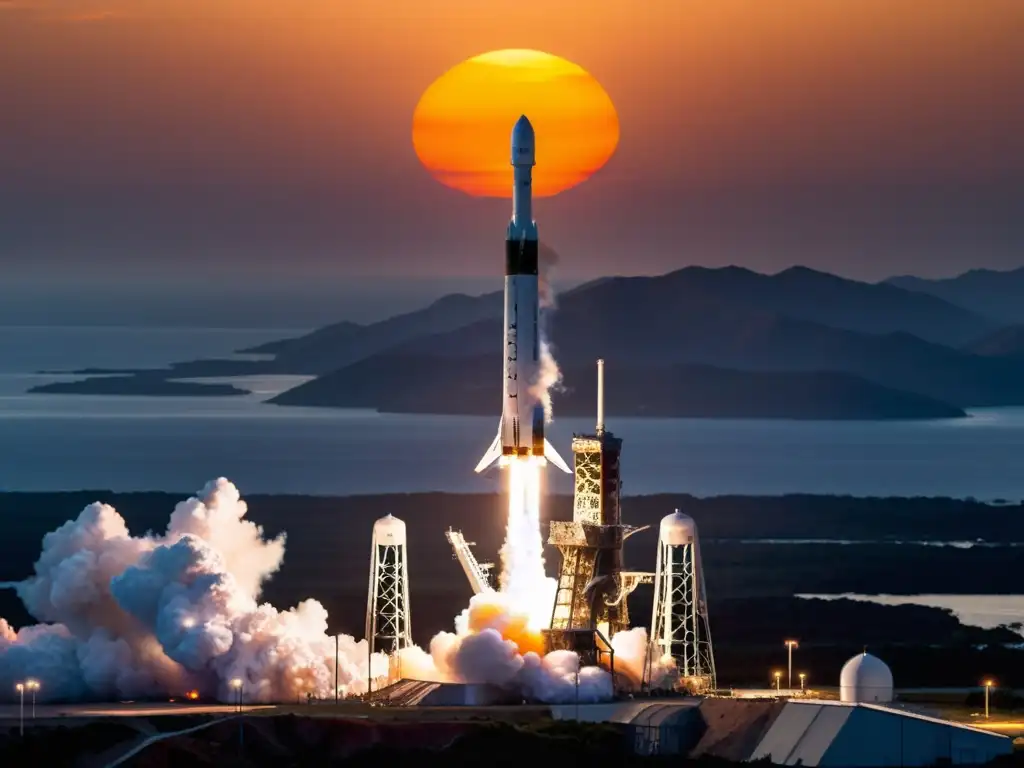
512,115 -> 535,147
511,115 -> 536,166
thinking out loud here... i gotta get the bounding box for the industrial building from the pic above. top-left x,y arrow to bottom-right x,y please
548,652 -> 1011,765
551,697 -> 1013,765
750,699 -> 1011,767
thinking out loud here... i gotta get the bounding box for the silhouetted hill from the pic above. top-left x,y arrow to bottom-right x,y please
356,277 -> 1024,407
270,355 -> 963,420
239,291 -> 503,374
964,325 -> 1024,357
658,265 -> 994,345
887,267 -> 1024,325
242,266 -> 994,374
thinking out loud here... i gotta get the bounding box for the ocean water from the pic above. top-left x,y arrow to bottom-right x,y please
3,327 -> 1024,497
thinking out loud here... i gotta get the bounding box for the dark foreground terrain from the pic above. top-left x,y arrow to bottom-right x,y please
1,714 -> 1021,768
2,492 -> 1023,689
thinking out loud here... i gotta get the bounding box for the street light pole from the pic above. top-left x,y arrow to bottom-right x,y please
230,678 -> 243,713
773,671 -> 781,693
229,677 -> 244,758
784,640 -> 799,690
799,673 -> 806,693
15,683 -> 24,737
575,668 -> 580,721
26,679 -> 39,720
984,680 -> 994,719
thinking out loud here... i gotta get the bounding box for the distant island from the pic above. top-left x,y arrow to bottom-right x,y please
29,376 -> 248,397
30,262 -> 1024,420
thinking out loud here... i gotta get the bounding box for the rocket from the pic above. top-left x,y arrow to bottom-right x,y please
475,116 -> 570,474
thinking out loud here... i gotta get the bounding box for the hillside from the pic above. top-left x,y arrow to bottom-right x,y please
887,267 -> 1024,325
964,325 -> 1024,357
240,265 -> 994,372
270,356 -> 964,420
654,265 -> 994,345
239,290 -> 502,374
347,278 -> 1024,408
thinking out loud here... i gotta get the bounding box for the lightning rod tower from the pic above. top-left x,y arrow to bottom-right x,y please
646,510 -> 716,692
366,514 -> 413,685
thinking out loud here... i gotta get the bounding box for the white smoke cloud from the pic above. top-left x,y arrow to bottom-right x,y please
533,242 -> 564,422
0,478 -> 652,705
0,479 -> 376,703
392,591 -> 616,704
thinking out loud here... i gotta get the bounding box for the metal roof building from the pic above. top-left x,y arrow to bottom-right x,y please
552,697 -> 1013,765
751,700 -> 1012,767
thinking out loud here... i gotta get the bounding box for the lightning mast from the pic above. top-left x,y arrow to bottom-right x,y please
366,514 -> 412,685
646,510 -> 716,692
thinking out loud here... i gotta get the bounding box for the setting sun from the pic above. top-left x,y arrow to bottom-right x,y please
412,49 -> 619,198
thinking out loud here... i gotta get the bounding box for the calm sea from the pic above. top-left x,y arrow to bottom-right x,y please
2,326 -> 1024,498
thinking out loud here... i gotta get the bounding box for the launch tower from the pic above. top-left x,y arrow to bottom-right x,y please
646,510 -> 716,692
545,360 -> 651,659
366,514 -> 413,683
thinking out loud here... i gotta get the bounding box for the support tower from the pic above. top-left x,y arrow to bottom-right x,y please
546,360 -> 651,654
366,514 -> 413,683
646,510 -> 716,692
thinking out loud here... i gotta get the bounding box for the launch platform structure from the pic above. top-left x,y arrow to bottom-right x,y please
366,514 -> 413,686
545,360 -> 651,664
645,510 -> 717,693
445,528 -> 495,595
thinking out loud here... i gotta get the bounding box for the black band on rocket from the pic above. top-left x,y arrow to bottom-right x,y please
505,239 -> 539,276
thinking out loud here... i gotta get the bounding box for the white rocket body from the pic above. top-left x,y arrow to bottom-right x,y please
475,116 -> 569,474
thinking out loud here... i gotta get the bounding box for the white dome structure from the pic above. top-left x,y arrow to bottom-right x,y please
840,651 -> 893,703
372,513 -> 406,546
659,510 -> 696,546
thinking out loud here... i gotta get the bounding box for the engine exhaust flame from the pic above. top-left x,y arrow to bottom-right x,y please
499,457 -> 557,631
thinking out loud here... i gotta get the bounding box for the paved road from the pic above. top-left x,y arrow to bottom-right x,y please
0,701 -> 270,724
102,716 -> 239,768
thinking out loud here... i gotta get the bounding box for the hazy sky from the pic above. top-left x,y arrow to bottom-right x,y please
2,0 -> 1022,292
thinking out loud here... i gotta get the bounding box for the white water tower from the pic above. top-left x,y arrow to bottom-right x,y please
365,514 -> 413,668
647,510 -> 717,691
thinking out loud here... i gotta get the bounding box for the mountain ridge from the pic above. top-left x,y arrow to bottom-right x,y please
886,266 -> 1024,325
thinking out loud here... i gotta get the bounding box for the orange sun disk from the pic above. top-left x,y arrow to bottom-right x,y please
412,49 -> 619,198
